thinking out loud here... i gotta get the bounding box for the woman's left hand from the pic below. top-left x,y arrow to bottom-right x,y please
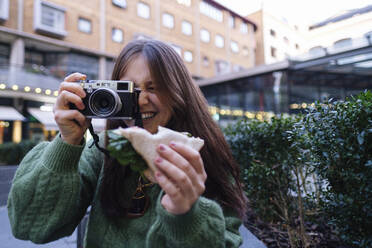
154,142 -> 207,215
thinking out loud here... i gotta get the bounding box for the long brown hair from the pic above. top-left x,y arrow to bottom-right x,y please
100,39 -> 247,218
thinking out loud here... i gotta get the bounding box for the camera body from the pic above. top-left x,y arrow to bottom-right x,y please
70,80 -> 140,119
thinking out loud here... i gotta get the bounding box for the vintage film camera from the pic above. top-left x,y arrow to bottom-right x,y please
69,80 -> 140,119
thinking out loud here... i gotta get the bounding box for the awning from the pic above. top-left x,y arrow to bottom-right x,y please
0,106 -> 25,121
28,108 -> 58,130
28,108 -> 106,131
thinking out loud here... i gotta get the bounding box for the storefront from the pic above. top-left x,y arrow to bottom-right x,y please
199,44 -> 372,126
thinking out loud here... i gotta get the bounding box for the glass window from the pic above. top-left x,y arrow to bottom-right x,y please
202,56 -> 209,67
365,31 -> 372,43
162,13 -> 174,29
242,46 -> 249,56
333,38 -> 352,50
170,44 -> 182,56
78,18 -> 92,33
270,29 -> 276,37
200,28 -> 210,43
133,33 -> 152,40
137,2 -> 150,19
199,1 -> 223,22
230,41 -> 239,53
271,46 -> 277,58
283,36 -> 289,44
215,34 -> 224,48
0,0 -> 9,21
112,0 -> 127,8
177,0 -> 191,6
229,16 -> 235,28
240,23 -> 248,34
0,43 -> 10,65
215,60 -> 230,75
41,4 -> 64,30
25,50 -> 44,66
309,46 -> 325,57
184,50 -> 193,62
35,1 -> 66,37
68,53 -> 99,80
106,58 -> 115,79
112,28 -> 123,43
182,21 -> 192,36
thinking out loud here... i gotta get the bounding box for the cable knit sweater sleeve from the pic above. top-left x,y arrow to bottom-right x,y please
7,134 -> 103,244
146,191 -> 243,248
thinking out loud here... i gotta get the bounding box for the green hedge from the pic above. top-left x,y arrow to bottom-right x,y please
0,140 -> 40,165
224,91 -> 371,247
304,91 -> 372,247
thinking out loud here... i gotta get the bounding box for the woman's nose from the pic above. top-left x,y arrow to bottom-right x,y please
138,90 -> 149,106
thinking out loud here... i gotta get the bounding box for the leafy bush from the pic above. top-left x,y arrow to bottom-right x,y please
224,91 -> 371,247
304,91 -> 372,247
0,140 -> 40,165
224,116 -> 313,247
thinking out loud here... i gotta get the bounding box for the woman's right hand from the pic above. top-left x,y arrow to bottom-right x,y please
53,72 -> 91,145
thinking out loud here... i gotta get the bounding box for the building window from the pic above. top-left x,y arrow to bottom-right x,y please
240,23 -> 248,34
283,36 -> 289,44
177,0 -> 191,6
182,20 -> 192,36
78,18 -> 92,34
184,50 -> 193,63
112,28 -> 123,43
133,33 -> 152,40
309,46 -> 325,57
0,0 -> 9,21
229,16 -> 235,28
242,46 -> 249,56
271,46 -> 277,58
34,0 -> 67,37
270,29 -> 276,37
200,28 -> 210,43
199,1 -> 223,22
230,41 -> 239,53
112,0 -> 127,8
170,44 -> 182,56
137,2 -> 150,19
0,43 -> 10,65
202,56 -> 209,67
162,13 -> 174,29
333,38 -> 352,50
215,60 -> 230,75
215,34 -> 224,48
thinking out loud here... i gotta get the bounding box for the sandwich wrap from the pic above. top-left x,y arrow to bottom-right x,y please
108,126 -> 204,182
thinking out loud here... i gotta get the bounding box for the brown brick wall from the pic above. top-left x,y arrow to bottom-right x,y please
1,0 -> 257,78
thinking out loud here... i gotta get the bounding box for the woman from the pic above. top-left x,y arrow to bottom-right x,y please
8,40 -> 246,247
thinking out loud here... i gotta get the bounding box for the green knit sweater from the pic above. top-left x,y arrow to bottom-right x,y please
7,134 -> 243,248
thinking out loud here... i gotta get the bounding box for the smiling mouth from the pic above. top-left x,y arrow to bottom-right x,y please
141,112 -> 157,120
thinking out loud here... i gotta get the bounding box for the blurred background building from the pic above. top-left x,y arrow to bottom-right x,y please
198,4 -> 372,126
0,0 -> 371,142
0,0 -> 257,143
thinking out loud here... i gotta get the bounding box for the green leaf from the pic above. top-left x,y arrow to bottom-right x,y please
107,130 -> 148,174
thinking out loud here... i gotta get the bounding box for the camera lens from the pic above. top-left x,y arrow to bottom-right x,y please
89,88 -> 122,117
